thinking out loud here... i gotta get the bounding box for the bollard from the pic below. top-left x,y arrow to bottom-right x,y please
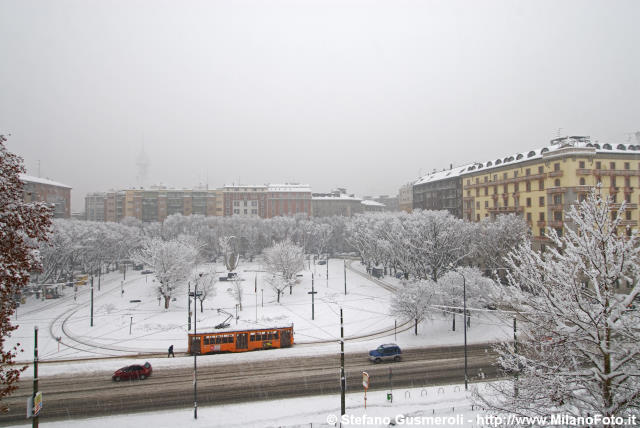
404,391 -> 411,399
421,389 -> 428,397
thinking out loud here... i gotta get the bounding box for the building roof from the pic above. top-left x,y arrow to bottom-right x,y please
312,194 -> 362,201
267,184 -> 311,192
414,137 -> 640,186
20,174 -> 72,189
361,199 -> 385,207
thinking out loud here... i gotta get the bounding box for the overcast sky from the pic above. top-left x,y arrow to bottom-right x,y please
1,0 -> 639,211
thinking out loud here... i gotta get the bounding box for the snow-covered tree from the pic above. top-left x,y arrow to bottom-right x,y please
0,136 -> 52,411
263,240 -> 304,303
475,189 -> 640,421
131,238 -> 197,309
228,279 -> 244,311
194,269 -> 217,313
471,214 -> 530,271
390,280 -> 438,335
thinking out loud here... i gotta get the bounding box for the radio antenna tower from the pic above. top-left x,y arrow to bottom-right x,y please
136,145 -> 149,188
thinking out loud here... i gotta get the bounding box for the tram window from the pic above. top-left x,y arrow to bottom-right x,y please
215,336 -> 222,344
274,331 -> 279,339
204,337 -> 210,345
268,333 -> 273,340
250,333 -> 255,342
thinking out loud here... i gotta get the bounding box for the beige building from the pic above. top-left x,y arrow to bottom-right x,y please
415,136 -> 640,248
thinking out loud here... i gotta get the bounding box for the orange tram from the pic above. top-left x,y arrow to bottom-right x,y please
188,326 -> 294,354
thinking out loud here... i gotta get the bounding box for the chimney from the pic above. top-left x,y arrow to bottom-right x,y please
450,163 -> 453,170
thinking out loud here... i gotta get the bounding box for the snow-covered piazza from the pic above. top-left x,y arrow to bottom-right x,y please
3,2 -> 640,427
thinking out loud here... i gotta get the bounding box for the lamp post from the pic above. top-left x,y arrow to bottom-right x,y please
451,266 -> 468,391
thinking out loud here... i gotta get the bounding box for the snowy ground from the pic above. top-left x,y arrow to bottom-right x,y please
6,382 -> 491,428
9,259 -> 512,378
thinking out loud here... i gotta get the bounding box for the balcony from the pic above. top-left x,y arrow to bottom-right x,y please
620,220 -> 638,227
537,221 -> 546,227
550,204 -> 564,211
549,220 -> 564,228
549,171 -> 563,177
547,187 -> 566,195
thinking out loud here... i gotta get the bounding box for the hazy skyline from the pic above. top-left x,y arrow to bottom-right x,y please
1,0 -> 639,211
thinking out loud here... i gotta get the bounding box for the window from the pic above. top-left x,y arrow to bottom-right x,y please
610,162 -> 616,170
493,174 -> 497,182
539,212 -> 545,221
252,200 -> 257,206
539,196 -> 545,207
514,171 -> 518,178
526,197 -> 531,207
555,228 -> 563,237
596,161 -> 601,169
233,201 -> 239,206
503,184 -> 508,193
233,209 -> 239,214
503,172 -> 508,179
540,228 -> 545,237
476,188 -> 479,196
514,183 -> 519,192
484,176 -> 488,183
244,209 -> 248,214
579,160 -> 585,168
612,177 -> 617,187
625,162 -> 630,170
526,168 -> 530,176
538,166 -> 544,174
578,194 -> 587,202
251,209 -> 257,214
626,211 -> 632,220
539,179 -> 545,190
612,212 -> 617,221
625,177 -> 631,188
612,194 -> 617,203
476,214 -> 480,221
476,201 -> 480,210
554,163 -> 560,172
484,187 -> 488,196
526,212 -> 532,221
554,211 -> 562,221
553,194 -> 562,205
554,179 -> 560,187
493,186 -> 498,194
526,181 -> 531,192
580,177 -> 586,185
484,201 -> 488,208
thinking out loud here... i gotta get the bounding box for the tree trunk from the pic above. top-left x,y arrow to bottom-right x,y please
164,295 -> 170,309
452,314 -> 455,331
277,289 -> 281,303
414,319 -> 418,335
200,299 -> 204,313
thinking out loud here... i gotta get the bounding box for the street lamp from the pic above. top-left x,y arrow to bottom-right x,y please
451,266 -> 468,391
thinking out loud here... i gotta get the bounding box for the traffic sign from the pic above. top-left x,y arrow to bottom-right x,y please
362,371 -> 369,389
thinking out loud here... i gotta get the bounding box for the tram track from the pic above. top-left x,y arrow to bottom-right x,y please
0,343 -> 500,423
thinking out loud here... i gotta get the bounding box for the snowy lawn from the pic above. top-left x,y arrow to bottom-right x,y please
10,259 -> 511,378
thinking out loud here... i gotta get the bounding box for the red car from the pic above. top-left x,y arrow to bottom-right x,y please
112,362 -> 152,381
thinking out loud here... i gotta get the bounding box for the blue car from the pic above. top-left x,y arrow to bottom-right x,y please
369,344 -> 402,363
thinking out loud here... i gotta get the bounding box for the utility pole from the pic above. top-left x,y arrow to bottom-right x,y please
123,262 -> 127,281
255,275 -> 258,322
193,276 -> 199,419
32,326 -> 39,428
326,257 -> 329,287
343,259 -> 347,295
462,272 -> 468,391
129,316 -> 133,335
514,316 -> 518,397
308,273 -> 317,320
90,276 -> 94,327
340,308 -> 345,416
188,282 -> 191,331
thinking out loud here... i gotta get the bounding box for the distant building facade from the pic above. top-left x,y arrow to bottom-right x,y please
397,183 -> 413,213
361,199 -> 386,212
21,174 -> 72,218
362,195 -> 398,211
312,189 -> 363,217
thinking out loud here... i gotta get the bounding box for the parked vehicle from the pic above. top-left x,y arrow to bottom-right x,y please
369,344 -> 402,363
112,362 -> 152,381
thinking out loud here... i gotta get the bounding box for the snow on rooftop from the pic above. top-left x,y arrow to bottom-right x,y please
20,174 -> 72,189
267,183 -> 311,192
414,137 -> 640,186
361,199 -> 385,206
312,194 -> 362,201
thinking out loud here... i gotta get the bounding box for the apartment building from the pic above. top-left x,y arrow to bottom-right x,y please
21,174 -> 72,218
414,136 -> 640,247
